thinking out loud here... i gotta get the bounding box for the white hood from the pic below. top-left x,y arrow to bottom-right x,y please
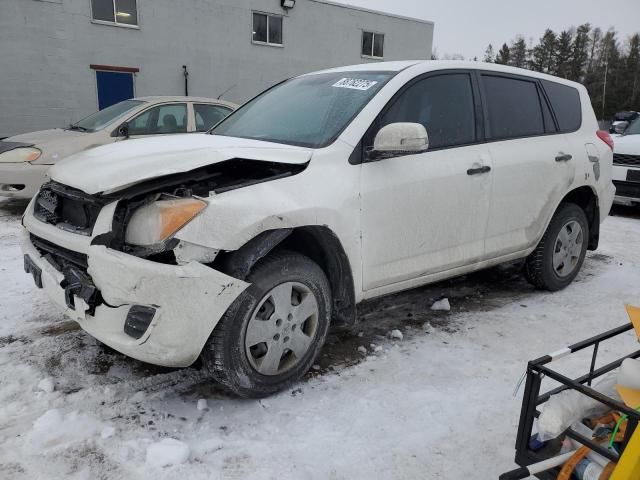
613,134 -> 640,155
50,134 -> 313,194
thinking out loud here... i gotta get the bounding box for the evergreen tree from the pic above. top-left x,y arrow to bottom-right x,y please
554,30 -> 573,78
568,24 -> 591,81
623,34 -> 640,108
510,37 -> 528,68
483,44 -> 495,63
487,25 -> 640,118
495,43 -> 511,64
530,29 -> 558,73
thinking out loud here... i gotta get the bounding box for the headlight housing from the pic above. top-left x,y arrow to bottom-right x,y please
125,197 -> 207,246
0,147 -> 42,163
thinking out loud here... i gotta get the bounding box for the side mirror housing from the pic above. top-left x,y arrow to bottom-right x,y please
613,121 -> 629,135
368,123 -> 429,160
115,122 -> 130,138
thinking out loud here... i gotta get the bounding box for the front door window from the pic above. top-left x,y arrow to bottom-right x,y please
128,104 -> 188,135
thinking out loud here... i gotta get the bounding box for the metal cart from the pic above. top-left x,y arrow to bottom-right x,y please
500,318 -> 640,480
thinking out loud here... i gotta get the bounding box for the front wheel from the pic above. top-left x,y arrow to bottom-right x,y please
202,251 -> 332,397
524,203 -> 589,291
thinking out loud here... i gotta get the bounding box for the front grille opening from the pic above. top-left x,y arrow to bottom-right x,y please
30,234 -> 88,272
33,182 -> 106,236
613,153 -> 640,168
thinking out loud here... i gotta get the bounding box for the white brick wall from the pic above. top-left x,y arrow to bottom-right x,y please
0,0 -> 433,137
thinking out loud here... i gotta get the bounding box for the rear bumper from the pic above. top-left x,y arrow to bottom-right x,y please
613,181 -> 640,205
21,230 -> 248,367
612,165 -> 640,205
0,162 -> 49,198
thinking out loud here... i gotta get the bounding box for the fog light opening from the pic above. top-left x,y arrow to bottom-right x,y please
124,305 -> 156,339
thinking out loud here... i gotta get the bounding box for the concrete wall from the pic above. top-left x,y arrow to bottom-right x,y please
0,0 -> 433,137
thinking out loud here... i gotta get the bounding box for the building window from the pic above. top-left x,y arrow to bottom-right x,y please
252,12 -> 283,46
91,0 -> 138,27
362,31 -> 384,58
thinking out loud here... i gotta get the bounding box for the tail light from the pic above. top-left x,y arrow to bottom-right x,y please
596,130 -> 614,151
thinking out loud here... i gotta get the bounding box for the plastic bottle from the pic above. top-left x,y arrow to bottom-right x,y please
574,459 -> 604,480
570,422 -> 613,467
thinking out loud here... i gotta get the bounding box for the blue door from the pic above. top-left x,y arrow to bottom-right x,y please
96,71 -> 134,110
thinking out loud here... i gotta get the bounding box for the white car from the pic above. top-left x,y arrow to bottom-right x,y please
611,117 -> 640,206
21,61 -> 615,397
0,96 -> 236,198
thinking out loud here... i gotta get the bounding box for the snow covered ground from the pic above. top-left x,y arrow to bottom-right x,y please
1,198 -> 640,480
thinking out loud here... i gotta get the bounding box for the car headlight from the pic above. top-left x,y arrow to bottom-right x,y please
0,147 -> 42,163
125,198 -> 207,246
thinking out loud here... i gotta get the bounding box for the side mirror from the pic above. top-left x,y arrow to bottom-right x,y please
116,122 -> 130,138
614,121 -> 629,135
368,123 -> 429,160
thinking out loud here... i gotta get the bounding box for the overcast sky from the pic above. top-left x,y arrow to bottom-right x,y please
334,0 -> 640,59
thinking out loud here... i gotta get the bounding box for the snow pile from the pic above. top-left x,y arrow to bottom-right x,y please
37,377 -> 54,393
24,409 -> 105,453
146,438 -> 190,467
389,329 -> 403,340
430,298 -> 451,311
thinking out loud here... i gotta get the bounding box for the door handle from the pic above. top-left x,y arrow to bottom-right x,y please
555,153 -> 573,162
467,165 -> 491,175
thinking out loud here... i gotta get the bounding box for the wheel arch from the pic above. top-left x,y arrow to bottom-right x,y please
213,226 -> 357,326
557,185 -> 600,250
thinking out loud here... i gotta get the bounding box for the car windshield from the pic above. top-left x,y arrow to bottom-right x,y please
626,117 -> 640,135
72,100 -> 144,132
211,71 -> 394,148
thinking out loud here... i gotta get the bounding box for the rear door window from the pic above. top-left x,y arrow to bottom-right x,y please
377,73 -> 477,149
482,75 -> 544,140
542,80 -> 582,132
194,104 -> 232,132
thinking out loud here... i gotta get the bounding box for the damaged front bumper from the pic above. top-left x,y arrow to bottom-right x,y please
21,210 -> 248,367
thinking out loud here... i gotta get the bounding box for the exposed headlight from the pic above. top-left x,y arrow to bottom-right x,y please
0,147 -> 42,163
125,198 -> 207,246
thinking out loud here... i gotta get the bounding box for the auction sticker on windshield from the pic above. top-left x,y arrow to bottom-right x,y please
332,78 -> 378,91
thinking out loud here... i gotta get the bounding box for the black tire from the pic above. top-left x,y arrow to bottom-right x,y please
524,203 -> 589,291
202,250 -> 332,398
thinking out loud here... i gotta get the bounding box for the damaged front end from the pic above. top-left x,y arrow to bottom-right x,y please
22,158 -> 307,366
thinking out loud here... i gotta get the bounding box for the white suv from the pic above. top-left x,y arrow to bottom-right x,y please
21,61 -> 615,397
611,117 -> 640,205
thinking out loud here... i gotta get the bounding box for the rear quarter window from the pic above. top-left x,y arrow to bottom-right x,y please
542,80 -> 582,132
482,75 -> 545,140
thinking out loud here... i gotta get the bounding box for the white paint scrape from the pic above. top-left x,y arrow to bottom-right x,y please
146,438 -> 190,468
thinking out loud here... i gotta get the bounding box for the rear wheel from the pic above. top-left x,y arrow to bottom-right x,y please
202,251 -> 331,397
524,203 -> 589,291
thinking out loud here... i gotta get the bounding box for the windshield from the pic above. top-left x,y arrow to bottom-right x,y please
211,71 -> 394,148
626,117 -> 640,135
72,100 -> 144,132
